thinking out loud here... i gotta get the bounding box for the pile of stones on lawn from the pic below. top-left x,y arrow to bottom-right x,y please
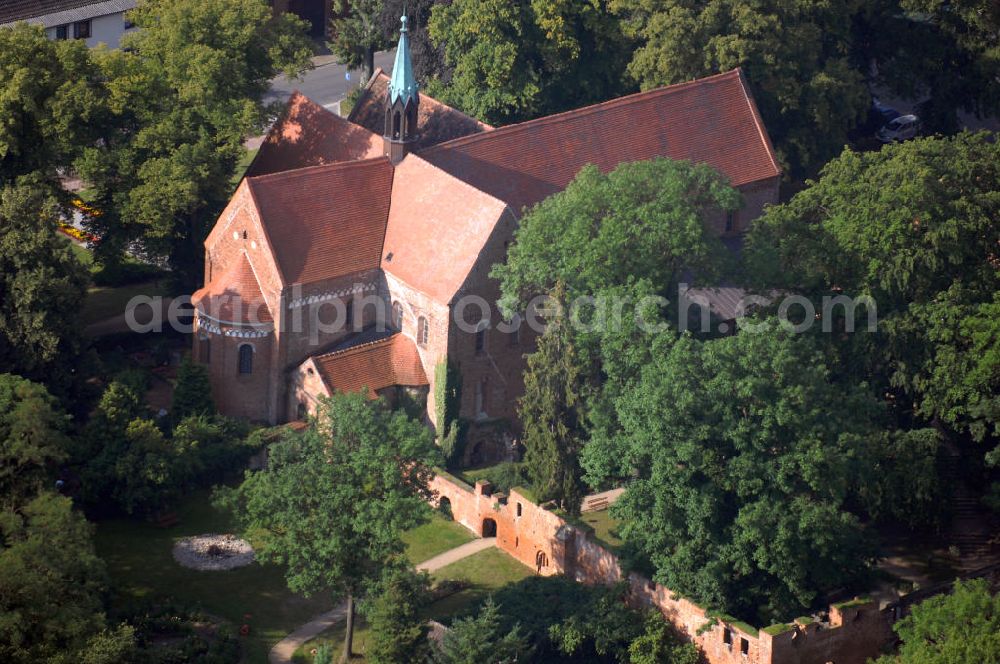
172,534 -> 255,571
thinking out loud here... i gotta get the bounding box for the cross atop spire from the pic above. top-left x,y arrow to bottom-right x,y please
388,15 -> 419,107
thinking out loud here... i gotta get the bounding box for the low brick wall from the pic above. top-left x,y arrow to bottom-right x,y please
430,473 -> 894,664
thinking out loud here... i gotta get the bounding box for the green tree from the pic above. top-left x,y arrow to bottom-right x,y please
219,392 -> 440,663
77,0 -> 313,284
627,613 -> 699,664
426,0 -> 632,125
874,578 -> 1000,664
0,178 -> 88,396
608,0 -> 869,176
493,158 -> 737,317
0,24 -> 103,185
432,597 -> 530,664
520,286 -> 589,513
333,0 -> 388,83
0,492 -> 111,664
586,322 -> 881,623
112,419 -> 179,515
172,356 -> 215,420
380,0 -> 451,83
0,375 -> 71,511
744,133 -> 1000,494
363,567 -> 432,664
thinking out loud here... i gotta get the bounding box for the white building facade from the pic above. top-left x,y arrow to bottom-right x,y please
1,0 -> 137,49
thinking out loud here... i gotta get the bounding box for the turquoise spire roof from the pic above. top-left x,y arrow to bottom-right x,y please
388,15 -> 419,106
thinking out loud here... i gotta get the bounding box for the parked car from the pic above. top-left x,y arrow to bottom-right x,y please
877,114 -> 921,142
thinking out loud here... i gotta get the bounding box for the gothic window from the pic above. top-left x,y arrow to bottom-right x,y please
725,211 -> 738,233
238,344 -> 253,375
475,322 -> 487,355
417,316 -> 428,346
475,377 -> 488,417
406,104 -> 418,139
392,112 -> 401,140
392,301 -> 404,330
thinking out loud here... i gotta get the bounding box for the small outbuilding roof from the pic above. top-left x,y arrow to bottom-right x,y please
1,0 -> 135,28
312,333 -> 428,398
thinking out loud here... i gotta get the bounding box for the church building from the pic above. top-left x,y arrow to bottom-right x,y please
192,16 -> 781,459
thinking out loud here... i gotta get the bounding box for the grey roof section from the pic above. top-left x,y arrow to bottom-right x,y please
1,0 -> 136,29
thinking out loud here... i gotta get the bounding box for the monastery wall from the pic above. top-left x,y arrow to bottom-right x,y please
430,472 -> 894,664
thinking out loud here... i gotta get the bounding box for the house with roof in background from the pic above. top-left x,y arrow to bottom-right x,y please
0,0 -> 137,47
192,14 -> 781,463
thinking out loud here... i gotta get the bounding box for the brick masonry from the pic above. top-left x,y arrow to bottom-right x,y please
430,473 -> 894,664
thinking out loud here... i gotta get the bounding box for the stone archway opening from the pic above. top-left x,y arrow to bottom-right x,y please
535,550 -> 548,572
482,518 -> 497,538
438,496 -> 453,520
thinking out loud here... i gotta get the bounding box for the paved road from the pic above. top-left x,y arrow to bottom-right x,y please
266,50 -> 396,110
267,537 -> 498,664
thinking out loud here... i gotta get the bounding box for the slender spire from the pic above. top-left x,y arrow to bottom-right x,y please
388,15 -> 419,107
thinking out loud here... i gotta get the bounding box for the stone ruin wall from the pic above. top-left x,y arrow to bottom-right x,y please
430,473 -> 893,664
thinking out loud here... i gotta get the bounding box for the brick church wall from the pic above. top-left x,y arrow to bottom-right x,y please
430,472 -> 895,664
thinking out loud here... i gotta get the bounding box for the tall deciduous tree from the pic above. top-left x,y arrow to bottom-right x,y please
0,493 -> 119,664
608,0 -> 870,176
520,286 -> 589,514
586,322 -> 881,623
426,0 -> 632,125
78,0 -> 313,284
493,158 -> 737,318
0,375 -> 71,511
332,0 -> 388,83
874,578 -> 1000,664
219,392 -> 440,663
0,178 -> 88,397
745,133 -> 1000,483
0,24 -> 103,185
380,0 -> 450,84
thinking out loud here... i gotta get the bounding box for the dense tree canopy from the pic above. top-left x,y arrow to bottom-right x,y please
333,0 -> 388,83
77,0 -> 312,284
745,133 -> 1000,463
875,579 -> 1000,664
607,0 -> 869,176
585,323 -> 881,623
380,0 -> 450,84
493,158 -> 737,317
0,178 -> 88,396
0,24 -> 103,185
220,392 -> 440,663
426,0 -> 632,125
432,597 -> 530,664
0,375 -> 71,511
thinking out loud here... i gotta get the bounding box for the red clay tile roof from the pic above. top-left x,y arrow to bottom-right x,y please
383,154 -> 509,302
349,70 -> 492,151
247,92 -> 384,177
246,158 -> 394,286
312,333 -> 428,398
192,252 -> 273,324
420,69 -> 780,215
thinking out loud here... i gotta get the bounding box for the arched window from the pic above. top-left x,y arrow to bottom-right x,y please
417,316 -> 429,346
406,104 -> 418,139
475,321 -> 487,355
238,344 -> 253,375
392,112 -> 401,139
344,299 -> 354,331
392,301 -> 403,331
296,402 -> 308,421
475,377 -> 488,417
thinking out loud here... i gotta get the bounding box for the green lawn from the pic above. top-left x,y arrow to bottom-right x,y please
83,279 -> 172,325
232,148 -> 259,188
293,547 -> 533,663
95,490 -> 335,664
402,513 -> 474,564
580,509 -> 624,550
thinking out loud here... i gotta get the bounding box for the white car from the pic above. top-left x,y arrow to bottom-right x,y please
877,114 -> 921,143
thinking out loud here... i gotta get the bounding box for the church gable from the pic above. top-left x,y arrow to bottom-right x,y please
246,91 -> 384,177
245,157 -> 394,287
382,154 -> 510,304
